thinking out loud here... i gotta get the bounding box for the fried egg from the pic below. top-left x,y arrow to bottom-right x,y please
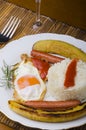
13,61 -> 46,101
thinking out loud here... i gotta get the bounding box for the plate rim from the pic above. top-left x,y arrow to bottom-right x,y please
0,33 -> 86,130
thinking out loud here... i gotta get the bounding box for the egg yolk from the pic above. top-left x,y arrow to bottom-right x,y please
17,75 -> 40,89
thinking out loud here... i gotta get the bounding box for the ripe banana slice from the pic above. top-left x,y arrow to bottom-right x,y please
8,100 -> 86,122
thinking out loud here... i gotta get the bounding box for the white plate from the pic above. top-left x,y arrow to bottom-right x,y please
0,33 -> 86,130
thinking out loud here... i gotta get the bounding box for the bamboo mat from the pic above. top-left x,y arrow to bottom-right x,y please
0,0 -> 86,130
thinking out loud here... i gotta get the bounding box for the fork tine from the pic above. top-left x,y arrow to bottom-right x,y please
1,16 -> 21,39
1,16 -> 14,35
1,16 -> 17,36
8,18 -> 21,38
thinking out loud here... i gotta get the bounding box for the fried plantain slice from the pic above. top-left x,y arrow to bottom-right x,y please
8,100 -> 86,122
33,40 -> 86,62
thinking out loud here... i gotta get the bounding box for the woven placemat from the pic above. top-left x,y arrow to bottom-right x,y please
0,0 -> 86,129
0,111 -> 86,130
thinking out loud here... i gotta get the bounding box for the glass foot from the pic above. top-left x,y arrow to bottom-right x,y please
33,21 -> 42,29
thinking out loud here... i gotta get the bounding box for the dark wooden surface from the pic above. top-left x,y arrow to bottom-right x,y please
0,0 -> 86,129
5,0 -> 86,30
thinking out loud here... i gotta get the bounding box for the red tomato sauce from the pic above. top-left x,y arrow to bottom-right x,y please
64,59 -> 77,88
31,58 -> 50,80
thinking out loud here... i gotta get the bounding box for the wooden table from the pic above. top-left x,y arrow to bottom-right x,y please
0,0 -> 86,130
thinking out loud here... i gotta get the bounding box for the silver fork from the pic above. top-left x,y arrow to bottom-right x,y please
0,16 -> 21,42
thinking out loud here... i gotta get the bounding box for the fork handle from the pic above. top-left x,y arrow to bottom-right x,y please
0,34 -> 9,43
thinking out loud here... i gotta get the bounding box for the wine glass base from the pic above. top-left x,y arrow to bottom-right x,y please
33,21 -> 42,29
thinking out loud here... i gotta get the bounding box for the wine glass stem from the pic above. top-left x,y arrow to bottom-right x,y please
35,0 -> 41,25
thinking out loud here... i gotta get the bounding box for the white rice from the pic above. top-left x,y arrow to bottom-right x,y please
46,58 -> 86,103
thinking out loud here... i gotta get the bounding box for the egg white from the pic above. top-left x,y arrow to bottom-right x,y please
13,61 -> 46,101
